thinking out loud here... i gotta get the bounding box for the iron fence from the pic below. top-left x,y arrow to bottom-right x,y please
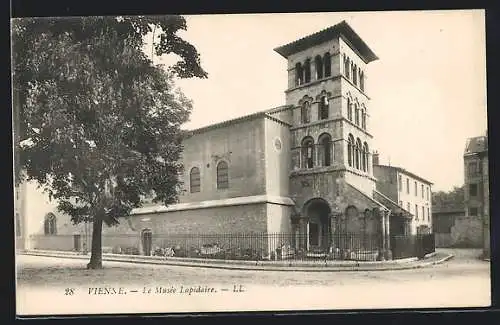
139,232 -> 384,262
30,232 -> 436,262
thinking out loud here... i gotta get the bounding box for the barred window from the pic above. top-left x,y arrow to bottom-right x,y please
216,161 -> 229,189
189,167 -> 201,193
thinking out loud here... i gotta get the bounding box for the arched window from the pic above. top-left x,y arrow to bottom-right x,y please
44,213 -> 57,235
361,107 -> 366,129
347,97 -> 353,121
324,52 -> 331,77
189,167 -> 201,193
295,63 -> 303,86
363,142 -> 369,172
301,137 -> 315,169
347,134 -> 354,167
345,206 -> 359,219
355,103 -> 360,126
319,95 -> 329,120
359,69 -> 365,91
216,161 -> 229,189
315,55 -> 323,80
304,59 -> 311,83
318,133 -> 332,167
301,101 -> 311,124
352,63 -> 358,85
355,138 -> 362,170
344,56 -> 350,79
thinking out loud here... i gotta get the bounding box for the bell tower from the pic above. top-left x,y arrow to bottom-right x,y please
274,20 -> 379,209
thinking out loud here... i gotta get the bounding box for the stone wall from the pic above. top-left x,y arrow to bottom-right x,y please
179,116 -> 266,203
434,215 -> 482,248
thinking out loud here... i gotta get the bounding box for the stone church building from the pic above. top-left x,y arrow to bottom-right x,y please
17,21 -> 416,259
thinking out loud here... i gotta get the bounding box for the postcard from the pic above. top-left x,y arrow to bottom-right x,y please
13,10 -> 490,316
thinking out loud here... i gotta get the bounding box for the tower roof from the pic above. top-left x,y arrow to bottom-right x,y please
274,20 -> 378,63
465,136 -> 488,155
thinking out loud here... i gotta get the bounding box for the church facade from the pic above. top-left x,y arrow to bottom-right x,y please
17,21 -> 416,260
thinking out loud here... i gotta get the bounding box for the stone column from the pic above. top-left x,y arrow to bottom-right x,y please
385,211 -> 392,260
380,210 -> 386,261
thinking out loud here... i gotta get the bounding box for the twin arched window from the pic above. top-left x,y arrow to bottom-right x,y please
300,94 -> 329,124
216,161 -> 229,189
347,134 -> 369,172
296,52 -> 331,86
44,213 -> 57,235
189,161 -> 229,192
189,167 -> 201,193
300,134 -> 333,169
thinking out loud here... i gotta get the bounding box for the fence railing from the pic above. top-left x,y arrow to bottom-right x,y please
30,232 -> 435,262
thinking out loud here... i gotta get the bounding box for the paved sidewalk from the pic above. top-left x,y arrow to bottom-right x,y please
20,249 -> 454,272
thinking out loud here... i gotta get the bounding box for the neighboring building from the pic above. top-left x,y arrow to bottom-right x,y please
372,152 -> 433,235
464,134 -> 489,257
18,21 -> 415,259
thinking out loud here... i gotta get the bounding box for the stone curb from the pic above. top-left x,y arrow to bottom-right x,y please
19,249 -> 439,266
20,250 -> 453,272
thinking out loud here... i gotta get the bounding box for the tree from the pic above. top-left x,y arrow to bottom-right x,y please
12,16 -> 207,269
432,185 -> 465,212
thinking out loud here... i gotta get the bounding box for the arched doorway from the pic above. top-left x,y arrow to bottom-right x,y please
303,199 -> 331,251
141,229 -> 153,256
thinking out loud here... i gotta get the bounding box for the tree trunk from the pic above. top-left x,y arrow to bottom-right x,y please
87,216 -> 103,269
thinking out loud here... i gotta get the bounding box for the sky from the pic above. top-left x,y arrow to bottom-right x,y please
154,10 -> 487,192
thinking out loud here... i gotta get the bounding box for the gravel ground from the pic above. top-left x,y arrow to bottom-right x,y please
16,249 -> 490,315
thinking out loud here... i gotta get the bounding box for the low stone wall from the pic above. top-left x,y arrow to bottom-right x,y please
30,235 -> 76,252
435,216 -> 482,248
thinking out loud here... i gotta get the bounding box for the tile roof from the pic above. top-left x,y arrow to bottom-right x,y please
465,136 -> 488,155
274,20 -> 378,63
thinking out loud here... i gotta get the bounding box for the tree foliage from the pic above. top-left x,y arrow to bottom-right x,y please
12,16 -> 207,267
432,185 -> 465,211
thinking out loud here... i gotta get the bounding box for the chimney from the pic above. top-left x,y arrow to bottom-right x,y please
372,151 -> 379,166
